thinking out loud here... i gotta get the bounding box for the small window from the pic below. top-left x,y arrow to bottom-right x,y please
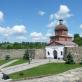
48,52 -> 50,55
61,51 -> 63,55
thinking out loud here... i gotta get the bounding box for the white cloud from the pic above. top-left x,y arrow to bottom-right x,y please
79,25 -> 82,37
48,5 -> 72,28
80,24 -> 82,28
0,11 -> 4,21
16,36 -> 27,40
46,33 -> 52,37
30,32 -> 49,42
79,34 -> 82,37
30,31 -> 53,42
55,5 -> 72,19
49,5 -> 72,21
30,32 -> 43,40
38,10 -> 45,16
30,32 -> 42,38
68,33 -> 73,37
12,25 -> 26,34
47,21 -> 56,28
79,33 -> 82,37
59,5 -> 70,14
49,14 -> 54,20
0,25 -> 27,36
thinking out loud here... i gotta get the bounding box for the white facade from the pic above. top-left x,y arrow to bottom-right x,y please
45,45 -> 64,59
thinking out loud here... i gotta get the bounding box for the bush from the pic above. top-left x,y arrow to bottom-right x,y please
19,72 -> 24,76
23,50 -> 29,60
79,59 -> 82,64
65,53 -> 75,64
5,55 -> 10,60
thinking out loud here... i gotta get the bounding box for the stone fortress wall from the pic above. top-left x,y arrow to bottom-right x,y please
0,47 -> 82,63
0,49 -> 46,60
64,47 -> 82,63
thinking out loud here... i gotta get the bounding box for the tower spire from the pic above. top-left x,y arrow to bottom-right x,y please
59,19 -> 63,25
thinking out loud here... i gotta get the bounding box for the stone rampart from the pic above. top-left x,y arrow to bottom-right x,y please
64,47 -> 82,63
0,49 -> 46,59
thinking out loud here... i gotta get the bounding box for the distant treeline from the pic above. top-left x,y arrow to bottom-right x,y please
0,34 -> 81,49
0,42 -> 47,49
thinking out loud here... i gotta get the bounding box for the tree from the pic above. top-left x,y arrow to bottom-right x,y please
73,34 -> 82,46
5,55 -> 10,60
0,42 -> 47,49
23,50 -> 29,60
23,49 -> 32,64
65,53 -> 75,64
79,59 -> 82,64
74,34 -> 80,38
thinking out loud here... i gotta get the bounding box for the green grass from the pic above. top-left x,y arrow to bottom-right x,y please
7,59 -> 28,67
0,59 -> 11,65
9,63 -> 82,80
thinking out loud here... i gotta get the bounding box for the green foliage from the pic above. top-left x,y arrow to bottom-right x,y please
23,50 -> 29,60
0,42 -> 47,49
19,72 -> 24,76
0,59 -> 11,65
73,34 -> 82,46
5,55 -> 10,60
74,34 -> 80,38
65,53 -> 75,64
7,59 -> 28,67
9,63 -> 82,80
79,59 -> 82,64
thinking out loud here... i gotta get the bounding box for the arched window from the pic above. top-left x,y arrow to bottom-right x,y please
48,51 -> 50,55
61,51 -> 63,55
53,50 -> 57,59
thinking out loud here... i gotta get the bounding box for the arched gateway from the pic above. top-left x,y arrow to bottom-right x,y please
53,50 -> 57,59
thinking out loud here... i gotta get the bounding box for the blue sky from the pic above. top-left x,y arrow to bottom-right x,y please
0,0 -> 82,42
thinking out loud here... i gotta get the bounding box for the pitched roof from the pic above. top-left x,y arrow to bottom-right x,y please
48,41 -> 78,47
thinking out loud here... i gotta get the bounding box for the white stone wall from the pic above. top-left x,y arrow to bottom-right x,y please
45,46 -> 64,59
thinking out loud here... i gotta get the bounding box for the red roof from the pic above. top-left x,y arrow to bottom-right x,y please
48,41 -> 78,47
55,24 -> 68,31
